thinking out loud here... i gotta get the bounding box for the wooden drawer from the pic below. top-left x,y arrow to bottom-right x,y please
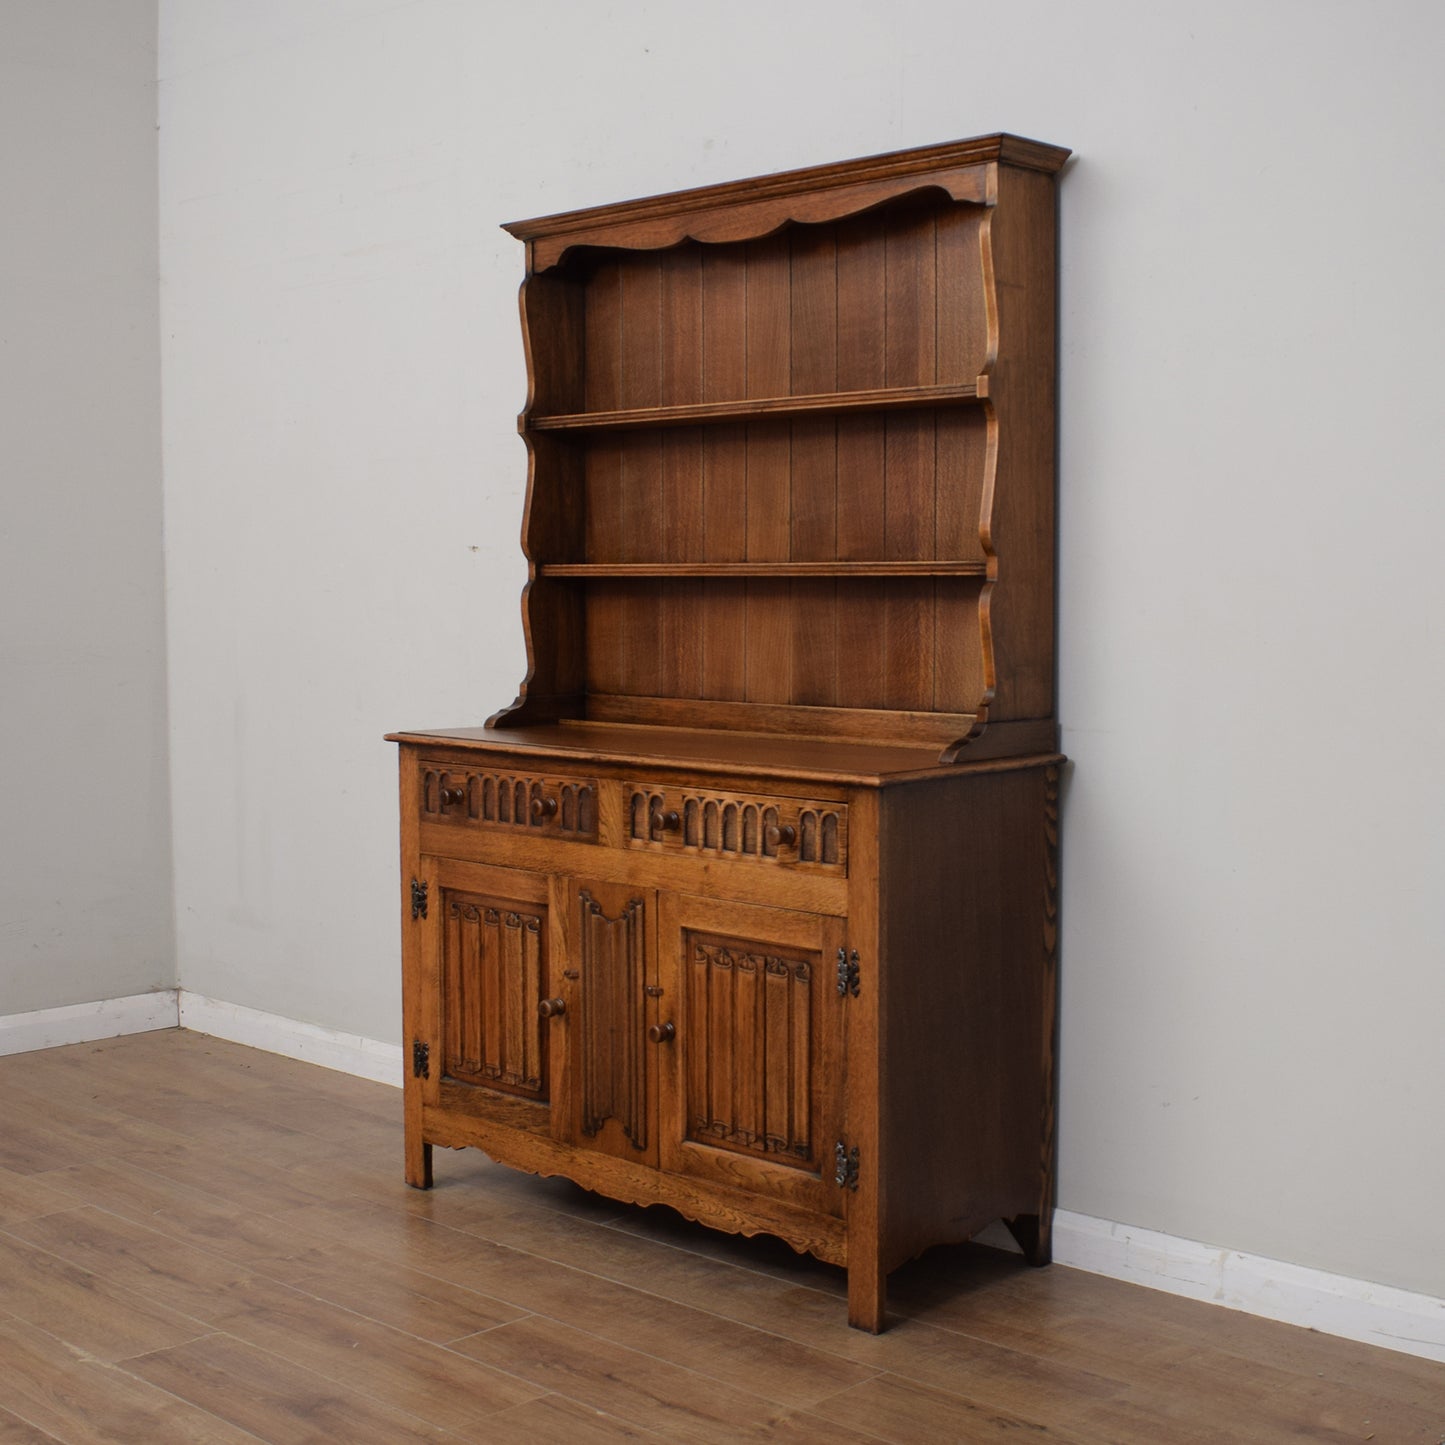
419,760 -> 599,841
623,782 -> 847,874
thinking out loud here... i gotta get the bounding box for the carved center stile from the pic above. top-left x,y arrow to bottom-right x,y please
577,890 -> 648,1150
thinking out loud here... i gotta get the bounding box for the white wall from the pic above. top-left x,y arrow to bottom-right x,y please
158,1 -> 1445,1300
0,0 -> 174,1014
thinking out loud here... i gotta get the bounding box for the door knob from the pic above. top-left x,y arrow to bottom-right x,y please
538,998 -> 566,1018
647,1021 -> 675,1044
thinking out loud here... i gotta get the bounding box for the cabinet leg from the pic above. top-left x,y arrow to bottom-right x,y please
847,1253 -> 888,1333
405,1136 -> 433,1190
1005,1210 -> 1052,1266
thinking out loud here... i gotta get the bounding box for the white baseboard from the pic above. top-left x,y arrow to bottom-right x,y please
176,989 -> 404,1088
1041,1211 -> 1444,1364
5,990 -> 1442,1363
0,990 -> 179,1056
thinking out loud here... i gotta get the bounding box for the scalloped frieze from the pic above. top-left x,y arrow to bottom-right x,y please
531,169 -> 990,271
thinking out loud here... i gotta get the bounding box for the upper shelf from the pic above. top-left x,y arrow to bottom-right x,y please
525,380 -> 988,434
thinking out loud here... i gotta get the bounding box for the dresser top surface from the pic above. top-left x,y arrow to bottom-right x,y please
387,722 -> 1059,787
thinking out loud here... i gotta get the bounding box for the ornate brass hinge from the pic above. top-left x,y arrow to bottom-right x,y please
836,947 -> 860,998
412,1039 -> 430,1079
834,1140 -> 860,1191
410,878 -> 429,920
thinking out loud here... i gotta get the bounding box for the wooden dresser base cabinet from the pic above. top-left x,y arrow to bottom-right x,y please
391,133 -> 1068,1330
394,736 -> 1060,1332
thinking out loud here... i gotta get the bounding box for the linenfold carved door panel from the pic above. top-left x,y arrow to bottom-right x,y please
419,858 -> 552,1112
656,893 -> 847,1218
550,877 -> 661,1167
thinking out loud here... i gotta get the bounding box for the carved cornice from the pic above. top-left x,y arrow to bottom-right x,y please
504,133 -> 1070,271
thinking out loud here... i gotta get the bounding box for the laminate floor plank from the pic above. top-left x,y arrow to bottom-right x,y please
0,1086 -> 195,1167
0,1170 -> 74,1229
3,1031 -> 1438,1445
196,1276 -> 544,1432
890,1254 -> 1445,1420
0,1411 -> 63,1445
124,1331 -> 465,1444
36,1159 -> 345,1275
0,1111 -> 118,1178
11,1214 -> 524,1434
0,1313 -> 254,1445
450,1313 -> 853,1443
478,1392 -> 671,1443
811,1370 -> 1088,1443
0,1233 -> 206,1364
285,1253 -> 530,1342
274,1182 -> 1445,1444
90,1138 -> 341,1215
6,1205 -> 264,1324
268,1201 -> 880,1408
300,1189 -> 940,1367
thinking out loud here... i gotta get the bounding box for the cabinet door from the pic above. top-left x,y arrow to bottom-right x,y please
656,893 -> 847,1218
549,877 -> 661,1169
419,857 -> 552,1119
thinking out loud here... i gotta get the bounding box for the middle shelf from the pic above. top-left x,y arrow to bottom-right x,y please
537,560 -> 990,579
525,380 -> 988,433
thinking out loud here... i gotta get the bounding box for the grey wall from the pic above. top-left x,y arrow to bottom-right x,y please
157,0 -> 1445,1301
0,0 -> 174,1013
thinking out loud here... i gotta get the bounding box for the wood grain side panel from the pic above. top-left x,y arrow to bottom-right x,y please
983,166 -> 1059,723
699,251 -> 748,697
932,577 -> 988,716
744,237 -> 793,702
618,255 -> 663,411
882,215 -> 937,711
520,272 -> 586,417
788,227 -> 840,703
604,260 -> 664,696
582,419 -> 626,696
659,247 -> 706,697
834,213 -> 889,710
934,203 -> 989,385
788,576 -> 838,708
877,766 -> 1055,1269
583,257 -> 623,412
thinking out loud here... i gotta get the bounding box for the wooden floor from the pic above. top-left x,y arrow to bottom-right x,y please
0,1033 -> 1440,1444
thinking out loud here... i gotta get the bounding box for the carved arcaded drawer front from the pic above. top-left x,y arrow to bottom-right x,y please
626,784 -> 847,874
421,764 -> 598,840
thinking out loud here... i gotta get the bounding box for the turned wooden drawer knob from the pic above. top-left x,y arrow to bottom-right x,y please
537,997 -> 566,1019
765,823 -> 797,849
651,809 -> 681,834
439,786 -> 465,806
531,795 -> 558,819
647,1021 -> 675,1044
